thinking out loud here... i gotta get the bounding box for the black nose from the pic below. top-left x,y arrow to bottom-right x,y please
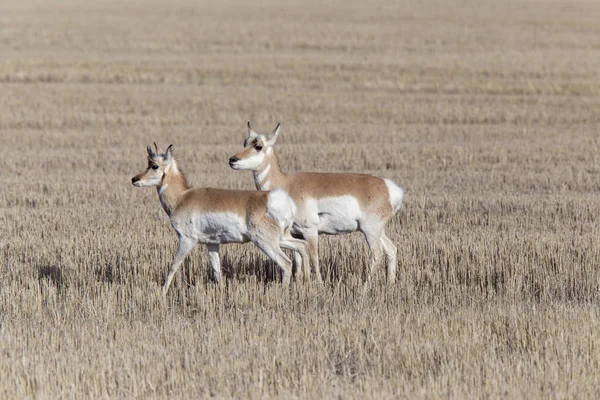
229,156 -> 239,164
131,177 -> 138,184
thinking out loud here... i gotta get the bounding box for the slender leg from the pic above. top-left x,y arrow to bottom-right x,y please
380,232 -> 398,284
206,243 -> 222,284
162,237 -> 196,298
305,232 -> 322,283
292,251 -> 304,281
280,234 -> 310,283
254,240 -> 293,285
361,224 -> 384,285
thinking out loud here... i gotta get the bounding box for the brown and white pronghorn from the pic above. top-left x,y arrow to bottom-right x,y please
229,123 -> 404,284
131,143 -> 308,297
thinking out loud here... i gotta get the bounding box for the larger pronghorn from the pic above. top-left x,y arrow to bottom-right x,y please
131,143 -> 308,296
229,123 -> 404,284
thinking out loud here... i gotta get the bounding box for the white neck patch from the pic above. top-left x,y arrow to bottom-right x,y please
256,164 -> 271,184
159,183 -> 169,196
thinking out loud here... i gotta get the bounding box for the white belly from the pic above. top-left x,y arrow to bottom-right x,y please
314,196 -> 362,234
177,212 -> 249,244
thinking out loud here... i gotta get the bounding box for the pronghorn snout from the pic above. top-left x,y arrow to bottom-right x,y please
131,176 -> 140,186
229,156 -> 239,167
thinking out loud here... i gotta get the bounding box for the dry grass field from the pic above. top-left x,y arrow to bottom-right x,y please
1,0 -> 600,398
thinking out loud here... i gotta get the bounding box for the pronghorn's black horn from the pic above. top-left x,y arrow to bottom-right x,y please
154,142 -> 166,154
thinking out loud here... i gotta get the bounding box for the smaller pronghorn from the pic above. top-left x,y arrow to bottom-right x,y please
229,123 -> 404,284
131,143 -> 308,297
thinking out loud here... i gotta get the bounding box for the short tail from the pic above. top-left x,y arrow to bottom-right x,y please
384,179 -> 404,214
266,187 -> 297,232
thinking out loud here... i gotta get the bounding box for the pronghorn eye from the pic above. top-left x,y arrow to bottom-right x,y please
254,144 -> 263,151
151,164 -> 159,170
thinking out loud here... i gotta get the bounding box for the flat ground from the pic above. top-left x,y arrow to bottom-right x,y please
1,0 -> 600,398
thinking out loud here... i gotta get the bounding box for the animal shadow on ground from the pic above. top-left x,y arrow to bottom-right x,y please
94,256 -> 127,285
139,251 -> 282,294
37,264 -> 64,288
228,249 -> 348,286
224,250 -> 281,285
95,263 -> 117,284
89,250 -> 296,295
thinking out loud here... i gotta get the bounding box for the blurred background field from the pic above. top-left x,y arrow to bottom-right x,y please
1,0 -> 600,398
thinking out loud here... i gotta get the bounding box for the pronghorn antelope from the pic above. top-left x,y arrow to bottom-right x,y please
131,143 -> 308,297
229,123 -> 404,284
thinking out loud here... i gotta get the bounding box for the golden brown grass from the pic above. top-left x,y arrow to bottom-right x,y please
2,0 -> 600,398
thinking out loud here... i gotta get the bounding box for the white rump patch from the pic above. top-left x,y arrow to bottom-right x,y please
267,188 -> 297,231
384,179 -> 404,214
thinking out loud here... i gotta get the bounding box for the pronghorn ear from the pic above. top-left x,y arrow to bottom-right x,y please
147,145 -> 155,157
265,123 -> 281,146
154,142 -> 166,154
165,144 -> 174,161
247,121 -> 258,139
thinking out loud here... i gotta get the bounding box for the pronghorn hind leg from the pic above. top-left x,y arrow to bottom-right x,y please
305,232 -> 322,283
280,234 -> 310,283
292,252 -> 304,281
254,240 -> 293,285
163,237 -> 196,298
380,232 -> 398,284
206,243 -> 223,285
361,224 -> 384,285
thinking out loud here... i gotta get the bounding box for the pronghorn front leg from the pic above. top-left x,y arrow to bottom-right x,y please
206,243 -> 223,284
162,236 -> 196,298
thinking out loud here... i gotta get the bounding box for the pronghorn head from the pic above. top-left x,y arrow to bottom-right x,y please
229,122 -> 280,171
131,143 -> 176,187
